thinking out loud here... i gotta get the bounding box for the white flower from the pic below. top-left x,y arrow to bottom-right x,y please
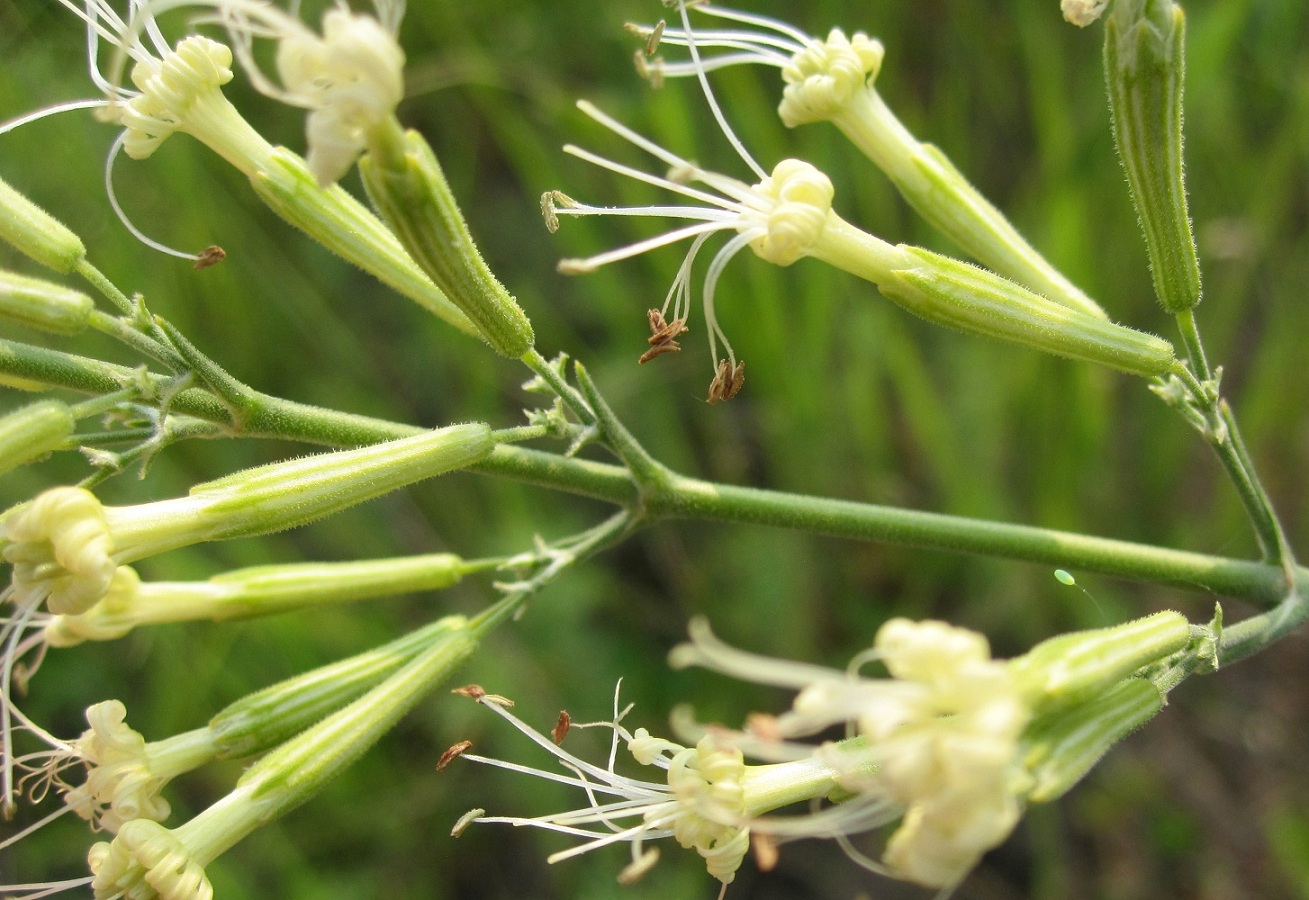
451,683 -> 899,891
272,7 -> 405,185
631,2 -> 1109,320
545,100 -> 837,400
89,818 -> 213,900
58,0 -> 404,186
61,701 -> 175,833
453,685 -> 753,886
670,617 -> 1033,889
631,4 -> 884,128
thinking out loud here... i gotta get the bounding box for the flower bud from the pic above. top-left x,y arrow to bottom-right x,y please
1106,0 -> 1201,314
360,130 -> 535,358
0,175 -> 86,273
250,148 -> 477,336
880,248 -> 1176,376
210,614 -> 469,759
3,426 -> 491,614
0,400 -> 74,475
1010,610 -> 1190,710
42,554 -> 466,647
0,270 -> 93,334
1021,677 -> 1163,802
165,422 -> 493,544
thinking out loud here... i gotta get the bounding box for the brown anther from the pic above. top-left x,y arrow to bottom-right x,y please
639,309 -> 689,364
551,710 -> 572,745
706,359 -> 746,404
647,308 -> 689,344
193,245 -> 226,271
639,342 -> 681,364
437,740 -> 473,771
452,684 -> 486,700
752,833 -> 780,872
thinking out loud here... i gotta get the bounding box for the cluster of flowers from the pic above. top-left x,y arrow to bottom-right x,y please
544,0 -> 1178,403
0,0 -> 1209,896
455,613 -> 1194,892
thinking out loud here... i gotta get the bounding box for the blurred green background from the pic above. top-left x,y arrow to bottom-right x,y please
1,0 -> 1308,897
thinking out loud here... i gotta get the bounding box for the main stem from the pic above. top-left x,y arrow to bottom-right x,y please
4,340 -> 1301,610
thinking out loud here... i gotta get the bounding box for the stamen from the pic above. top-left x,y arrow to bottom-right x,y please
103,132 -> 201,261
0,100 -> 111,137
671,0 -> 766,179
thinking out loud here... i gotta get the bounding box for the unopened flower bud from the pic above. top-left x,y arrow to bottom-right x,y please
361,129 -> 535,358
879,248 -> 1175,376
0,270 -> 93,334
250,148 -> 477,336
1106,0 -> 1200,314
0,400 -> 74,475
0,175 -> 86,273
1010,610 -> 1190,710
1021,677 -> 1163,801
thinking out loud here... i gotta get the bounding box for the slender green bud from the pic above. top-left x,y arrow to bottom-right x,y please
881,248 -> 1175,376
0,400 -> 74,475
776,30 -> 1106,318
1021,677 -> 1163,802
171,422 -> 493,543
1010,610 -> 1190,710
210,615 -> 468,759
0,270 -> 93,334
87,617 -> 477,899
42,554 -> 466,647
1106,0 -> 1201,314
250,148 -> 477,336
1,426 -> 492,614
360,128 -> 535,358
0,175 -> 86,273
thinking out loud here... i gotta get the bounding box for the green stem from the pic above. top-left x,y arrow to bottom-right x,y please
1174,309 -> 1211,382
1218,589 -> 1309,666
488,424 -> 550,445
471,509 -> 634,635
520,348 -> 595,426
645,471 -> 1305,609
1169,316 -> 1295,572
75,259 -> 135,316
1211,400 -> 1293,568
86,309 -> 187,373
7,339 -> 1301,609
572,360 -> 670,494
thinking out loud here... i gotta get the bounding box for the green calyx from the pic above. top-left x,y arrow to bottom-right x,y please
360,128 -> 534,358
882,248 -> 1175,376
1105,0 -> 1201,314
